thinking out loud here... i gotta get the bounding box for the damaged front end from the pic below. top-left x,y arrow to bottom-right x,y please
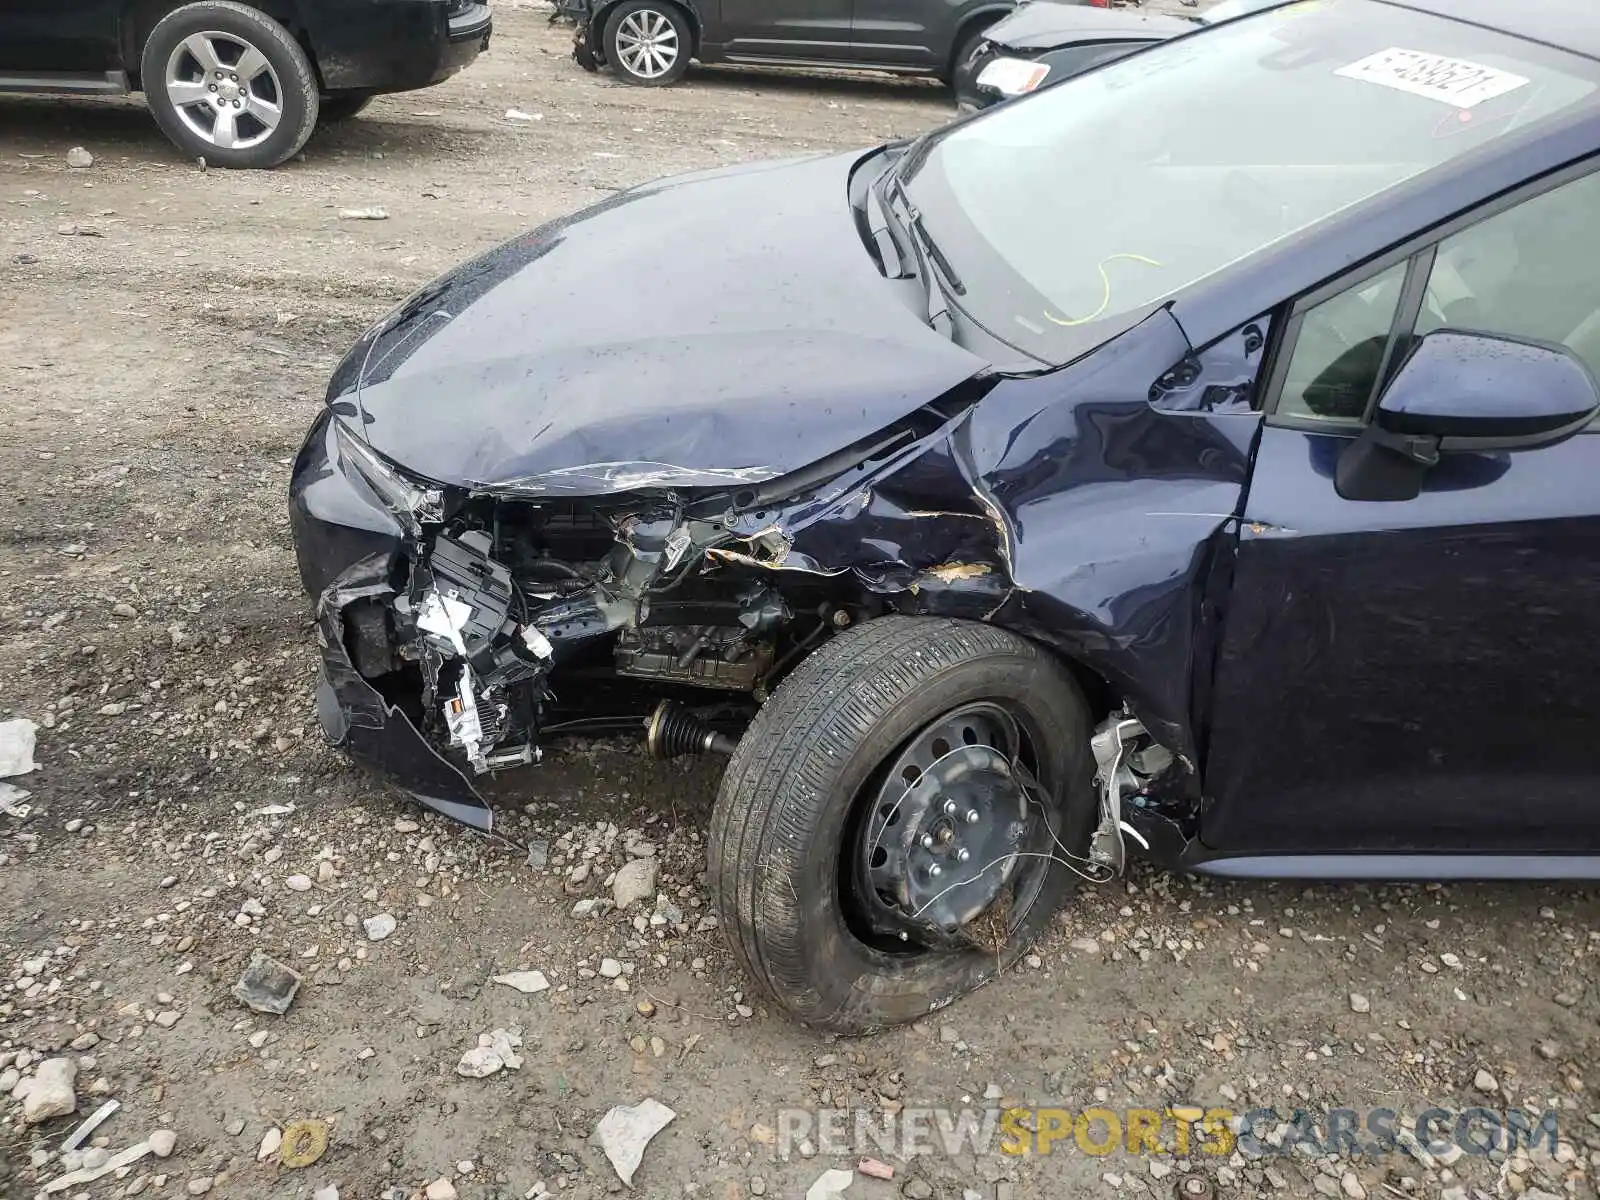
293,304 -> 1244,854
292,395 -> 996,831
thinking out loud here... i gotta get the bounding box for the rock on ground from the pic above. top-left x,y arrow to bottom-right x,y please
233,950 -> 303,1015
363,913 -> 397,941
612,858 -> 659,910
595,1097 -> 676,1185
0,718 -> 38,777
491,970 -> 549,994
22,1057 -> 76,1123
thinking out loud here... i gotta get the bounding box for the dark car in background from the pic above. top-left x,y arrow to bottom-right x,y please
0,0 -> 492,168
955,0 -> 1282,111
555,0 -> 1028,87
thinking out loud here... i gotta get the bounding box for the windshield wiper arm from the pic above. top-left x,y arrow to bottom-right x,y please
881,170 -> 966,297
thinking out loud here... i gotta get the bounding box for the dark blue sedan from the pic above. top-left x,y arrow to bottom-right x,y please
291,0 -> 1600,1031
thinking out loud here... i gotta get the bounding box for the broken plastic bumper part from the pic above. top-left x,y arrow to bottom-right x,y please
291,409 -> 495,830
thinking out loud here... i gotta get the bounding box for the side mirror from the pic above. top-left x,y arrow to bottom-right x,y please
1335,329 -> 1600,501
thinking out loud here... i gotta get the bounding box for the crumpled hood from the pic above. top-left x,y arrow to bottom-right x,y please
985,2 -> 1190,51
332,150 -> 987,494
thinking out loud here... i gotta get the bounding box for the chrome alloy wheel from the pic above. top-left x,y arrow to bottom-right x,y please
614,9 -> 681,79
164,31 -> 283,150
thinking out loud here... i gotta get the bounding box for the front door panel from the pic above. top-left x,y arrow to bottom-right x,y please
715,0 -> 853,60
0,1 -> 121,73
1205,427 -> 1600,855
850,0 -> 954,68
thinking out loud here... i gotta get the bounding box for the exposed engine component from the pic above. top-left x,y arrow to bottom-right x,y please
615,624 -> 774,689
391,512 -> 808,774
1089,709 -> 1168,873
644,700 -> 738,758
615,584 -> 790,689
397,529 -> 554,774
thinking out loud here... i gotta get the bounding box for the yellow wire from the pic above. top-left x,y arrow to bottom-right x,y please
1043,253 -> 1165,327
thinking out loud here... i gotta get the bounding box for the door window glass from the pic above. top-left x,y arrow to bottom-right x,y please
1277,261 -> 1408,423
1415,169 -> 1600,381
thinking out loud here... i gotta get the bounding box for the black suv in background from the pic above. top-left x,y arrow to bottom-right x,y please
558,0 -> 1045,87
0,0 -> 492,168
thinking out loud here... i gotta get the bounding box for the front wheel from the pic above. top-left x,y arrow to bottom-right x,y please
141,0 -> 319,169
944,24 -> 992,87
709,616 -> 1098,1034
602,0 -> 693,86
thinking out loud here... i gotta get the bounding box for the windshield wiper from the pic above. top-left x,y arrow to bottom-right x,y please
880,169 -> 966,299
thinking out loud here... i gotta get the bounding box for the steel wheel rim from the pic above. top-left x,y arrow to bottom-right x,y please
616,10 -> 680,79
164,30 -> 283,150
844,700 -> 1055,954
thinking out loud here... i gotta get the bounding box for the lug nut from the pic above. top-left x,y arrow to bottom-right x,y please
208,83 -> 217,91
943,799 -> 957,816
929,864 -> 942,877
919,834 -> 935,850
956,848 -> 971,862
965,809 -> 980,824
898,930 -> 909,941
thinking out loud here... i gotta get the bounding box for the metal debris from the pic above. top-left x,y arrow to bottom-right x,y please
43,1141 -> 151,1194
0,781 -> 31,818
60,1099 -> 119,1151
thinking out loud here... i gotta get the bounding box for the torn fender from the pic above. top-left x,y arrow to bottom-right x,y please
966,309 -> 1258,765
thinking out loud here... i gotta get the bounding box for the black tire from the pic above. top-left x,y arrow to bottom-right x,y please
944,23 -> 992,87
318,94 -> 374,124
602,0 -> 693,86
709,615 -> 1097,1034
141,1 -> 319,169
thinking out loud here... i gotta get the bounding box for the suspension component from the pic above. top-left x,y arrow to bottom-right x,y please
644,699 -> 738,759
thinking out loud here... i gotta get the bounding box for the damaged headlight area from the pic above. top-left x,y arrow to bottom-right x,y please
333,419 -> 445,536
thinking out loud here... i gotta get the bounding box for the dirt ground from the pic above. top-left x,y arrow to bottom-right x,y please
1,5 -> 1598,1200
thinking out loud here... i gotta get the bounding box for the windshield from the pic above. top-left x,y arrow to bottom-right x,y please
901,0 -> 1600,365
1199,0 -> 1288,25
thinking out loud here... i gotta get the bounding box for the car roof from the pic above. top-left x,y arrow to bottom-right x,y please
1376,0 -> 1600,64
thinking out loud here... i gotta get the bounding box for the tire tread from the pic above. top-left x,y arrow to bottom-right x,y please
710,616 -> 1087,1029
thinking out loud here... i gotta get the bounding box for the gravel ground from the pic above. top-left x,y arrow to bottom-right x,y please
2,5 -> 1598,1199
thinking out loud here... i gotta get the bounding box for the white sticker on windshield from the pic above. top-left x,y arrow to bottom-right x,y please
1335,47 -> 1529,109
